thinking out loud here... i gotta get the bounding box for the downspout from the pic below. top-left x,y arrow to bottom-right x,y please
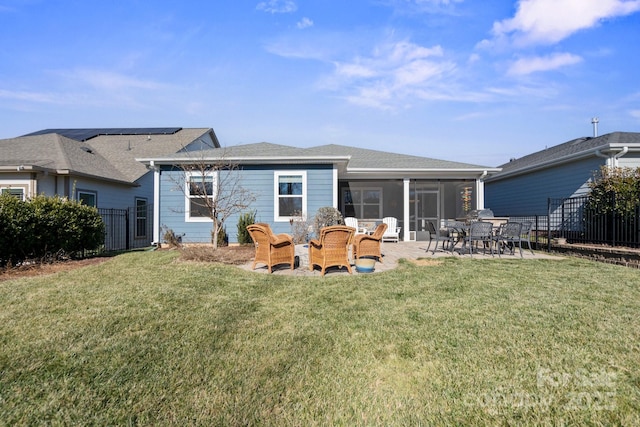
150,161 -> 161,245
476,170 -> 488,210
595,146 -> 628,168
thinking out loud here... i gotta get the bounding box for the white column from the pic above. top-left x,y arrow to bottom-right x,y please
152,163 -> 161,244
403,178 -> 410,241
476,171 -> 487,210
333,167 -> 339,208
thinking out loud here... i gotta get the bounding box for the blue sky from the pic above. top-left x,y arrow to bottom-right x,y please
1,0 -> 639,166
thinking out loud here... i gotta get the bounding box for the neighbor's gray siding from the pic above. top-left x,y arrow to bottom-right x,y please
485,157 -> 604,216
158,164 -> 334,244
617,153 -> 640,169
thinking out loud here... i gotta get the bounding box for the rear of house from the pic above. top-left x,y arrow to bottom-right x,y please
140,142 -> 500,244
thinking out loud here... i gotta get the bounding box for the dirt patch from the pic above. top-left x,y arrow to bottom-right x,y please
0,257 -> 112,282
177,245 -> 254,265
409,259 -> 444,267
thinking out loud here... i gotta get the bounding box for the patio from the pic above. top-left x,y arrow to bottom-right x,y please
240,240 -> 562,276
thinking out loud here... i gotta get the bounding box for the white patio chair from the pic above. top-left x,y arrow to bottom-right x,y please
344,216 -> 367,234
382,217 -> 401,242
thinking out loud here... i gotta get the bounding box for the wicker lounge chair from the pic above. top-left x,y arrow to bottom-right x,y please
308,225 -> 355,276
353,223 -> 387,262
246,223 -> 295,273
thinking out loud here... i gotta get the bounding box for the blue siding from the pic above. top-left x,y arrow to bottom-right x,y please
485,157 -> 605,216
159,164 -> 334,243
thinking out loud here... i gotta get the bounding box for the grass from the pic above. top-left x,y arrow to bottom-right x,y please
1,251 -> 639,425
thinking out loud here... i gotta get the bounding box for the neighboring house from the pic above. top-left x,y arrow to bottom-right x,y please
0,127 -> 219,246
484,131 -> 640,216
138,142 -> 500,244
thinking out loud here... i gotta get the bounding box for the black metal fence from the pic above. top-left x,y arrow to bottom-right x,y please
98,204 -> 154,252
547,196 -> 640,248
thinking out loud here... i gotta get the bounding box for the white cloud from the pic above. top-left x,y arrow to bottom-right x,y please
326,40 -> 457,108
489,0 -> 640,46
296,17 -> 313,29
67,69 -> 166,91
0,89 -> 56,103
630,110 -> 640,119
256,0 -> 297,14
507,52 -> 583,75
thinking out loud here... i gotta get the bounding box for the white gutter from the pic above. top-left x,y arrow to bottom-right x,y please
595,146 -> 629,168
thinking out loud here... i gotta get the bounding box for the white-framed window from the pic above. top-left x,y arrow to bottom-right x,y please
1,187 -> 25,200
274,171 -> 306,221
77,190 -> 97,207
343,187 -> 383,219
185,171 -> 217,222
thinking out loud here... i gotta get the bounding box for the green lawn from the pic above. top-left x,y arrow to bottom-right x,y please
1,251 -> 639,425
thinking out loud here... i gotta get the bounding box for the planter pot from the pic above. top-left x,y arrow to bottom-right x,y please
355,258 -> 376,273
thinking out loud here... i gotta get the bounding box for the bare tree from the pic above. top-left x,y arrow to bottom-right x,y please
171,149 -> 256,249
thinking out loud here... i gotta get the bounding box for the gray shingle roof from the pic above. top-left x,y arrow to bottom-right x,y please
496,132 -> 640,176
305,144 -> 490,170
1,128 -> 216,183
147,142 -> 493,171
0,134 -> 130,183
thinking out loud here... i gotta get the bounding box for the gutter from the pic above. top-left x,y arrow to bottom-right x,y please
486,144 -> 635,182
595,146 -> 628,167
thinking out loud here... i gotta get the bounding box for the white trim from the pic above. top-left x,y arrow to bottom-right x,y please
332,167 -> 338,208
274,170 -> 307,222
152,166 -> 160,244
185,171 -> 216,223
0,180 -> 30,201
76,189 -> 97,207
403,178 -> 410,242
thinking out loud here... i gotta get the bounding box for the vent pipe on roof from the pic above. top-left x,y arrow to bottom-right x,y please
591,117 -> 599,137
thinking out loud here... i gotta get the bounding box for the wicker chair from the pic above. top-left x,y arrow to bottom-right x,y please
353,223 -> 387,262
308,225 -> 355,276
246,223 -> 295,273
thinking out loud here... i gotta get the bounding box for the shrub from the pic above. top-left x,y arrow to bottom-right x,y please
236,211 -> 256,245
161,226 -> 182,248
0,194 -> 105,266
215,225 -> 228,247
312,207 -> 344,238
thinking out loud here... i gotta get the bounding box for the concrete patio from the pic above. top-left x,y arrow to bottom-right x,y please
240,240 -> 563,277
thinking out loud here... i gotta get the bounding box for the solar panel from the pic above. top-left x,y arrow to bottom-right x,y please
22,128 -> 183,141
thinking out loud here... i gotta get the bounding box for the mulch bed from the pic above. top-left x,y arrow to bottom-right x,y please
0,246 -> 256,282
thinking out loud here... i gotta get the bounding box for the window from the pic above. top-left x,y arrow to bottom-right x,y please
135,198 -> 148,238
1,187 -> 25,200
275,171 -> 306,221
186,172 -> 216,221
343,187 -> 382,218
77,190 -> 97,207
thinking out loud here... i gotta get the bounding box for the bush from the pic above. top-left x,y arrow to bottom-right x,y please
312,207 -> 344,238
236,211 -> 256,245
0,194 -> 105,266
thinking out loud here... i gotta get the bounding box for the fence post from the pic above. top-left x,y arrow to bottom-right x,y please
610,192 -> 616,247
547,198 -> 551,252
126,207 -> 131,250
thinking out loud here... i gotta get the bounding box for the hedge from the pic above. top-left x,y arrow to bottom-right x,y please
0,194 -> 105,266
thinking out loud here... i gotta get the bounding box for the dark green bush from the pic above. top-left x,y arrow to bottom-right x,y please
236,210 -> 256,244
0,194 -> 105,266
